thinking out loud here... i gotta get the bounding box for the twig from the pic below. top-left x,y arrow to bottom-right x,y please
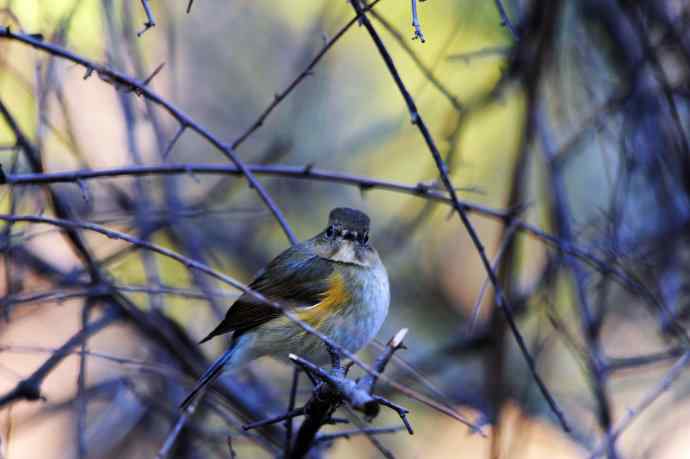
289,354 -> 380,417
163,124 -> 187,159
0,99 -> 101,282
410,0 -> 425,43
0,310 -> 119,407
349,0 -> 571,433
0,26 -> 297,245
243,408 -> 306,431
341,405 -> 398,459
494,0 -> 519,40
313,426 -> 404,444
227,0 -> 382,152
588,352 -> 690,459
0,162 -> 656,308
539,107 -> 616,445
227,436 -> 237,459
137,0 -> 156,36
287,329 -> 412,458
369,8 -> 462,110
284,368 -> 300,457
75,301 -> 95,459
358,328 -> 408,393
467,222 -> 519,333
156,402 -> 194,459
372,396 -> 413,435
0,213 -> 470,429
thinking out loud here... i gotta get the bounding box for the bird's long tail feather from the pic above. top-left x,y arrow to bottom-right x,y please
180,344 -> 236,410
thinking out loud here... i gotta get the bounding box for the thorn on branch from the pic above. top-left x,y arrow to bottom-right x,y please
77,179 -> 90,203
142,62 -> 166,87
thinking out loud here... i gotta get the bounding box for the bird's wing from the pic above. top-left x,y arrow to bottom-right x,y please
199,243 -> 335,343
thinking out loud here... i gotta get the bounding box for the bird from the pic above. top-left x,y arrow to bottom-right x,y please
180,207 -> 390,409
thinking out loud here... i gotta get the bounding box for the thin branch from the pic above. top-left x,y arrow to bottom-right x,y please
410,0 -> 425,43
0,310 -> 119,407
156,396 -> 198,459
287,329 -> 413,458
358,328 -> 408,394
588,352 -> 690,459
341,405 -> 397,459
0,162 -> 657,302
0,213 -> 472,424
350,0 -> 571,432
228,0 -> 380,152
539,107 -> 616,446
163,124 -> 186,159
0,26 -> 297,245
369,8 -> 462,110
313,426 -> 404,444
284,368 -> 300,456
494,0 -> 519,40
137,0 -> 156,37
243,408 -> 306,431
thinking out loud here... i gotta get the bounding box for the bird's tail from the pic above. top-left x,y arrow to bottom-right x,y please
179,343 -> 237,410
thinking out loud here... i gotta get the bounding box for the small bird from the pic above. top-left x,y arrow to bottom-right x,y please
180,207 -> 390,409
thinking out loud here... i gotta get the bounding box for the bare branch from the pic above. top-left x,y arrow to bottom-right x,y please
349,0 -> 571,432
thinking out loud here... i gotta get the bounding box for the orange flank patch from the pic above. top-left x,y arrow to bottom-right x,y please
297,272 -> 351,327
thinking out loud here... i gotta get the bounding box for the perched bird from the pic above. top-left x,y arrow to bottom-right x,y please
180,207 -> 389,409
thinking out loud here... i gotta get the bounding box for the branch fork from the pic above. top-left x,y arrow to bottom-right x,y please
241,329 -> 411,458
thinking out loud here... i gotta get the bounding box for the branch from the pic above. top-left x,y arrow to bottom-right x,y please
0,25 -> 297,245
286,329 -> 412,459
1,162 -> 658,310
349,0 -> 571,432
313,426 -> 404,444
0,213 -> 474,424
0,310 -> 119,408
494,0 -> 519,40
588,352 -> 690,459
410,0 -> 425,43
137,0 -> 156,36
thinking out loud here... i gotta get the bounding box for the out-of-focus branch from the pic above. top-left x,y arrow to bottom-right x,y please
0,163 -> 658,305
0,26 -> 297,245
137,0 -> 156,36
539,107 -> 619,455
588,352 -> 690,459
0,212 -> 476,424
0,309 -> 119,408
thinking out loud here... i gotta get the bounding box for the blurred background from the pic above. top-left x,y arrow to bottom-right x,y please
1,0 -> 689,458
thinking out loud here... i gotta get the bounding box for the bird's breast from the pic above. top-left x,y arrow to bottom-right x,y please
319,262 -> 390,354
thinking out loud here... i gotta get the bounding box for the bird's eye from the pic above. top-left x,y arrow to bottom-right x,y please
326,226 -> 334,238
361,232 -> 369,244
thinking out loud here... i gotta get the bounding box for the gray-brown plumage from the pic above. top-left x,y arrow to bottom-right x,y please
181,208 -> 389,409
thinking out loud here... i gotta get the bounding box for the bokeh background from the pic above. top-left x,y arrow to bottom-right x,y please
1,0 -> 690,458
